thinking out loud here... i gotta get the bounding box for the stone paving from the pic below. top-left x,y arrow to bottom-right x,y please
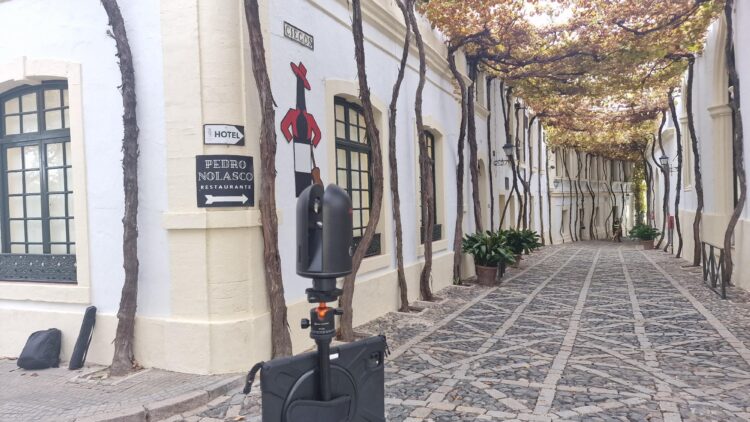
185,242 -> 750,422
0,360 -> 240,422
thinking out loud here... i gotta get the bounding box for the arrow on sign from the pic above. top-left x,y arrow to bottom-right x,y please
205,194 -> 249,205
204,124 -> 245,145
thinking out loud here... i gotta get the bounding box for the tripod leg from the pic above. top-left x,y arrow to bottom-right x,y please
317,339 -> 332,401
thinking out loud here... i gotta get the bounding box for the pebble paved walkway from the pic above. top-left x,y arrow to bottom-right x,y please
180,242 -> 750,422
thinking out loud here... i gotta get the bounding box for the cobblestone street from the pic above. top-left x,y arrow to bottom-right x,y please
7,242 -> 749,421
188,242 -> 750,422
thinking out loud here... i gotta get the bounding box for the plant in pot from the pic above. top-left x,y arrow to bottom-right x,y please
503,229 -> 542,265
629,224 -> 660,249
462,231 -> 516,285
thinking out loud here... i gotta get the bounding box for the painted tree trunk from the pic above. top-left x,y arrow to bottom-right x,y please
340,0 -> 385,341
389,0 -> 411,311
102,0 -> 141,376
668,88 -> 684,258
723,0 -> 747,284
448,51 -> 467,283
407,1 -> 434,301
242,0 -> 293,358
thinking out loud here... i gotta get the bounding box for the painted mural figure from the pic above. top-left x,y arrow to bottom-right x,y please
280,62 -> 321,196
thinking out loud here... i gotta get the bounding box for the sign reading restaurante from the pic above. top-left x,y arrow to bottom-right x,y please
196,155 -> 254,207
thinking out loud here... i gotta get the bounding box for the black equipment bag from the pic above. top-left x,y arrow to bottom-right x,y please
260,335 -> 386,422
17,328 -> 62,370
69,306 -> 97,370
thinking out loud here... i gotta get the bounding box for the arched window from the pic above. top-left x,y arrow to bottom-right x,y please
334,96 -> 380,257
0,82 -> 74,265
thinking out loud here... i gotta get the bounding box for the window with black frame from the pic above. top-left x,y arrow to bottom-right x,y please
420,131 -> 442,243
334,97 -> 380,257
0,82 -> 76,283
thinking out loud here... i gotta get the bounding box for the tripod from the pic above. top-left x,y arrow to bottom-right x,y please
300,278 -> 343,401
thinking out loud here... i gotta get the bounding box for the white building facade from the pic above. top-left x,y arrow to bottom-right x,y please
0,0 -> 635,374
653,3 -> 750,290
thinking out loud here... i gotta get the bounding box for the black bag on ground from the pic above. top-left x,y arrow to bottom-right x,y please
17,328 -> 62,370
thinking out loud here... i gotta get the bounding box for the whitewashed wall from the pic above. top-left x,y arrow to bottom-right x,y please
0,0 -> 170,317
269,0 -> 467,301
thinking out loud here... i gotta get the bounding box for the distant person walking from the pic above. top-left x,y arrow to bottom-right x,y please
613,219 -> 622,242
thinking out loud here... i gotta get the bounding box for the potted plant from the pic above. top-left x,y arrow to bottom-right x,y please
503,229 -> 542,265
462,231 -> 516,284
629,224 -> 660,249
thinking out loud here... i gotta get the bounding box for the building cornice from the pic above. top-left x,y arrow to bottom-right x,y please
708,103 -> 732,118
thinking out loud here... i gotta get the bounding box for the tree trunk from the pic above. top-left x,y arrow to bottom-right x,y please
563,151 -> 573,241
486,77 -> 495,231
339,0 -> 385,341
644,155 -> 653,227
587,155 -> 596,240
103,0 -> 141,376
467,62 -> 482,232
515,105 -> 525,229
242,0 -> 293,358
522,116 -> 537,231
603,160 -> 613,239
579,155 -> 585,240
538,121 -> 545,243
686,58 -> 705,266
668,87 -> 684,258
655,113 -> 668,250
407,1 -> 434,301
546,142 -> 553,244
389,0 -> 411,311
723,0 -> 747,283
448,51 -> 467,283
499,86 -> 517,229
620,163 -> 627,223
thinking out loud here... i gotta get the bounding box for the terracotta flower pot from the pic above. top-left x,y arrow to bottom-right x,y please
642,240 -> 655,250
475,264 -> 498,285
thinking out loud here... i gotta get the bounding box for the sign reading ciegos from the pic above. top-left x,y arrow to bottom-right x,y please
196,155 -> 254,208
284,22 -> 313,50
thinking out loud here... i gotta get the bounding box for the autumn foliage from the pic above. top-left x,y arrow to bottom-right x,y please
421,0 -> 722,161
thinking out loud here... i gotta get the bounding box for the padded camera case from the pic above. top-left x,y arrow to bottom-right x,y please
261,335 -> 386,422
17,328 -> 62,370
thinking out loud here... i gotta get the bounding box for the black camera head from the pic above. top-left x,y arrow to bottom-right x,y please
297,184 -> 353,302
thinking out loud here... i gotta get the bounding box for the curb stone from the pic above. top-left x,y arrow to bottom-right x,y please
73,375 -> 243,422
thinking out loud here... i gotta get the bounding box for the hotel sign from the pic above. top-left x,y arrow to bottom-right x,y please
204,124 -> 245,146
284,22 -> 314,50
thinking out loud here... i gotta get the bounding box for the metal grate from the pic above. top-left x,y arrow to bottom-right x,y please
702,242 -> 728,299
0,253 -> 76,283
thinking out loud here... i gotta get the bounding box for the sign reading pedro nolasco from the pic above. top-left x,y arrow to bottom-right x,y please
196,155 -> 254,207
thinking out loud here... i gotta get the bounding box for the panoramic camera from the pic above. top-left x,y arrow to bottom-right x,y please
252,183 -> 386,422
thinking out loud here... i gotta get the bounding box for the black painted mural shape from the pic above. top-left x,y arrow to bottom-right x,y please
280,62 -> 321,197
